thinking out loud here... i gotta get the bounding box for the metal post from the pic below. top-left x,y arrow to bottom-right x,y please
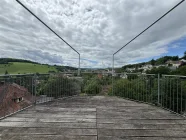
112,55 -> 114,76
166,76 -> 168,109
158,73 -> 160,105
173,78 -> 175,112
78,54 -> 81,76
170,78 -> 172,109
112,55 -> 114,95
177,78 -> 179,113
180,79 -> 183,114
31,76 -> 34,104
34,74 -> 37,105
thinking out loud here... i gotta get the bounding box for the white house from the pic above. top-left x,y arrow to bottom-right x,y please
126,68 -> 135,72
180,59 -> 186,63
120,73 -> 128,79
154,64 -> 166,68
141,64 -> 153,71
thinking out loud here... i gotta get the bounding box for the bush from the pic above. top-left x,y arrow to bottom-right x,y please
109,76 -> 157,103
109,75 -> 186,114
171,66 -> 186,76
159,77 -> 186,113
146,66 -> 171,75
38,75 -> 81,98
84,77 -> 101,95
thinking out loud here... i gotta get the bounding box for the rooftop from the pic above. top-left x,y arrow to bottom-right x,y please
0,96 -> 186,140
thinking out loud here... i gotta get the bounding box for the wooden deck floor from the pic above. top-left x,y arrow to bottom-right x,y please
0,96 -> 186,140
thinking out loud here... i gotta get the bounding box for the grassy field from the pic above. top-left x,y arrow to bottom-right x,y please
0,62 -> 58,75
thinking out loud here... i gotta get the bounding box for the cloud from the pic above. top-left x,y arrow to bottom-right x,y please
0,0 -> 186,68
170,44 -> 180,49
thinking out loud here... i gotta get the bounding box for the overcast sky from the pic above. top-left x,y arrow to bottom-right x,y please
0,0 -> 186,68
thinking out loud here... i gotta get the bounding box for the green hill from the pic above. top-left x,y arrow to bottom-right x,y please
0,62 -> 57,75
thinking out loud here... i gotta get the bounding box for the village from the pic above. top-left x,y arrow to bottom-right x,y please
125,59 -> 186,73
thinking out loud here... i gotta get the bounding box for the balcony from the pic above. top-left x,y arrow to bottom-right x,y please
1,95 -> 186,140
0,73 -> 186,140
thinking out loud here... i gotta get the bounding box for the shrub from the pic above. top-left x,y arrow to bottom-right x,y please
38,76 -> 81,98
84,77 -> 101,95
109,77 -> 155,102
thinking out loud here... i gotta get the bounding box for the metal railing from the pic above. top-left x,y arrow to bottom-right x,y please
111,0 -> 185,104
111,73 -> 186,116
80,72 -> 112,96
0,72 -> 112,118
35,73 -> 81,104
0,74 -> 35,119
0,73 -> 82,119
160,75 -> 186,115
0,72 -> 185,119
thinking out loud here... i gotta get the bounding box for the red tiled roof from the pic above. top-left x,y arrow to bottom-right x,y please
0,83 -> 32,117
0,83 -> 28,103
0,84 -> 8,103
0,86 -> 3,93
12,92 -> 23,99
11,83 -> 28,92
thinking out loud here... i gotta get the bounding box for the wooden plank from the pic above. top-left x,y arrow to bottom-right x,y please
0,96 -> 185,140
1,117 -> 96,123
0,122 -> 96,128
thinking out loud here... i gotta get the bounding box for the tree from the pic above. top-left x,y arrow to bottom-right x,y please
115,68 -> 123,73
84,79 -> 101,95
38,76 -> 81,98
183,51 -> 186,59
172,56 -> 179,61
151,59 -> 156,66
5,70 -> 8,75
146,66 -> 170,75
171,65 -> 186,76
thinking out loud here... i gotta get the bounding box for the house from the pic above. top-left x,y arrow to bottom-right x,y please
63,73 -> 73,78
180,59 -> 186,67
0,82 -> 32,117
126,68 -> 136,72
97,69 -> 111,78
102,69 -> 113,76
172,62 -> 181,68
141,64 -> 153,72
120,73 -> 128,79
180,59 -> 186,63
166,60 -> 181,68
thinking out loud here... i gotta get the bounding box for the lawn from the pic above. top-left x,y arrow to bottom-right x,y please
0,62 -> 58,75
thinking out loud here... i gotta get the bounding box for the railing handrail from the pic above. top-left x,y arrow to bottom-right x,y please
114,72 -> 156,76
16,0 -> 81,75
162,74 -> 186,78
1,72 -> 186,77
113,0 -> 185,56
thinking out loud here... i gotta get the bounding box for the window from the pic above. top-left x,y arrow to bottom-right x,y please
12,97 -> 23,103
19,97 -> 23,102
12,99 -> 16,102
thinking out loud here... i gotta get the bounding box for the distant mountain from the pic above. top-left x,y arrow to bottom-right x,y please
0,58 -> 77,75
121,55 -> 180,70
115,54 -> 186,75
0,58 -> 39,64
